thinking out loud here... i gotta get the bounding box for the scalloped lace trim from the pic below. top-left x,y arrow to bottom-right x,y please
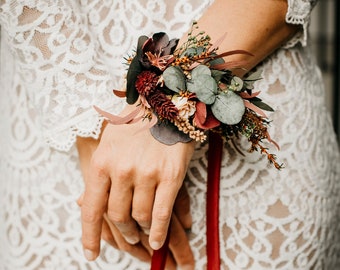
43,110 -> 106,152
284,0 -> 317,48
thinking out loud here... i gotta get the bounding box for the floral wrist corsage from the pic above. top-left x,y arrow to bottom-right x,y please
95,22 -> 282,169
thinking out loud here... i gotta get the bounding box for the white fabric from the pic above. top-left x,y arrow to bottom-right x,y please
0,0 -> 339,269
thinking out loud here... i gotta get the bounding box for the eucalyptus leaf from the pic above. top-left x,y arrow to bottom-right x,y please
187,74 -> 217,104
211,91 -> 245,125
163,66 -> 186,93
182,46 -> 205,57
230,76 -> 244,91
191,65 -> 211,78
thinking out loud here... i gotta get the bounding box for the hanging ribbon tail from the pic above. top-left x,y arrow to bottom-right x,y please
93,105 -> 142,125
207,131 -> 223,270
150,226 -> 171,270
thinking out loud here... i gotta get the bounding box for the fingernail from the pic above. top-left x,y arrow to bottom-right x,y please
84,249 -> 95,261
142,228 -> 150,235
150,241 -> 162,250
125,235 -> 140,245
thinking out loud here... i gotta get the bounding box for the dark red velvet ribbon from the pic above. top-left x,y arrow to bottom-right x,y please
151,131 -> 223,270
206,131 -> 223,270
150,226 -> 170,270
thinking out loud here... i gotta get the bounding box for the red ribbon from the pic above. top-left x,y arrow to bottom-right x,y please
150,227 -> 170,270
206,131 -> 223,270
151,131 -> 223,269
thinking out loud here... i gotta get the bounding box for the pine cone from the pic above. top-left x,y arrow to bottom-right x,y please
148,91 -> 178,120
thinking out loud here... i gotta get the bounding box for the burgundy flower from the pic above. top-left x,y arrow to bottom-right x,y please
140,32 -> 179,69
135,71 -> 159,97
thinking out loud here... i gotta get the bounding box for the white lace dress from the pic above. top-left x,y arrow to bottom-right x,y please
0,0 -> 339,269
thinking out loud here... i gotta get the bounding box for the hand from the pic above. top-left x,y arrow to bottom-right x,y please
77,114 -> 195,261
78,191 -> 194,269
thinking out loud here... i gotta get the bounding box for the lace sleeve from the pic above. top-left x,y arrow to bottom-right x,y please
0,0 -> 123,151
285,0 -> 318,47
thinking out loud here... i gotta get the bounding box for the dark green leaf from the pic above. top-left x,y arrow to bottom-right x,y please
126,57 -> 142,104
251,100 -> 274,111
126,35 -> 148,104
211,69 -> 226,82
243,69 -> 262,90
208,57 -> 225,67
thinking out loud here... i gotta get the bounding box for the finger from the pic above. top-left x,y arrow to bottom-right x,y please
104,214 -> 151,263
149,182 -> 180,250
101,218 -> 118,249
169,215 -> 195,269
81,158 -> 111,261
139,232 -> 153,255
132,181 -> 155,234
174,182 -> 192,230
107,178 -> 140,245
164,251 -> 176,270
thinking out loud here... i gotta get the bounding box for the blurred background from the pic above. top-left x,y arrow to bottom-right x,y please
311,0 -> 339,141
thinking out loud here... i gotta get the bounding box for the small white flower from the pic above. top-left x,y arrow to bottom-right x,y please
171,95 -> 196,119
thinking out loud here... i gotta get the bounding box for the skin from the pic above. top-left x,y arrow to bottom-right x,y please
78,0 -> 299,268
76,121 -> 195,269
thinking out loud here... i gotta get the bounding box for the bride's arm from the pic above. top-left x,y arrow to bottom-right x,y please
194,0 -> 299,76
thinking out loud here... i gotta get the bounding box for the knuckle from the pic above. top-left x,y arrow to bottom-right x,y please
139,166 -> 157,179
161,174 -> 183,190
81,207 -> 102,224
115,165 -> 134,180
107,210 -> 129,225
90,155 -> 107,176
170,234 -> 183,248
153,206 -> 172,222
